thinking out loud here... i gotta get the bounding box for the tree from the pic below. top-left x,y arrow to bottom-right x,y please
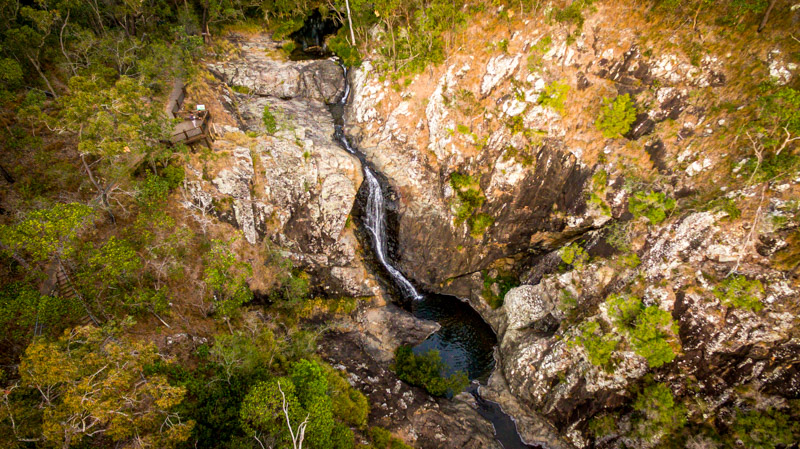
4,325 -> 193,448
203,239 -> 253,323
240,378 -> 309,449
55,75 -> 172,222
0,202 -> 94,266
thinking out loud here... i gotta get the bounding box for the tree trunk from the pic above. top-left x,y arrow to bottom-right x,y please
344,0 -> 356,46
27,54 -> 58,98
758,0 -> 778,32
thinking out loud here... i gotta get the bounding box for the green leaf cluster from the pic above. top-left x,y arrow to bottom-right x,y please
632,382 -> 686,439
240,358 -> 366,449
571,321 -> 618,370
729,407 -> 799,449
450,172 -> 494,237
559,242 -> 589,269
392,346 -> 469,397
628,190 -> 676,224
203,239 -> 253,320
713,275 -> 764,311
538,80 -> 570,113
605,294 -> 680,368
596,94 -> 637,139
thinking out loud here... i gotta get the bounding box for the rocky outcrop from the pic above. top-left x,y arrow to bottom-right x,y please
208,35 -> 346,103
182,36 -> 372,297
359,304 -> 440,363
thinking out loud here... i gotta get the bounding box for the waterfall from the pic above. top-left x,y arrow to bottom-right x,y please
334,69 -> 423,301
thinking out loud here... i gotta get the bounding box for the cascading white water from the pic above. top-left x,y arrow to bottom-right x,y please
336,70 -> 422,300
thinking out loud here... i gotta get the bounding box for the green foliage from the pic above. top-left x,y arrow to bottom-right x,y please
571,321 -> 618,370
326,366 -> 370,429
527,35 -> 552,72
329,32 -> 362,67
232,85 -> 252,94
538,80 -> 570,113
240,378 -> 304,446
713,275 -> 764,311
392,346 -> 469,397
369,426 -> 413,449
628,190 -> 676,224
262,104 -> 278,134
282,41 -> 297,56
729,408 -> 798,449
0,202 -> 94,263
605,294 -> 680,367
468,213 -> 495,237
560,242 -> 589,269
628,306 -> 680,368
203,239 -> 253,320
0,282 -> 81,343
373,0 -> 466,75
449,172 -> 492,237
605,221 -> 632,252
596,94 -> 637,139
240,358 -> 356,449
12,325 -> 193,448
632,382 -> 686,439
481,269 -> 519,309
589,414 -> 617,437
606,293 -> 644,330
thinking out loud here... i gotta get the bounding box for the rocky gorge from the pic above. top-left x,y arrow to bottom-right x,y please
180,4 -> 800,448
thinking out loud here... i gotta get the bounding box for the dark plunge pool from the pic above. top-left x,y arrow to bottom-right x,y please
407,292 -> 496,381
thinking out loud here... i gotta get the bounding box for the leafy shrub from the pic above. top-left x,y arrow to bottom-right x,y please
468,213 -> 494,237
628,190 -> 676,224
329,33 -> 362,67
527,35 -> 552,72
282,41 -> 297,56
596,94 -> 637,138
392,346 -> 469,397
589,414 -> 617,437
560,242 -> 589,269
628,306 -> 680,368
231,85 -> 252,94
262,104 -> 278,134
729,408 -> 798,449
605,294 -> 680,368
369,426 -> 413,449
538,80 -> 570,113
553,0 -> 593,32
326,366 -> 369,429
713,275 -> 764,311
450,172 -> 492,237
571,321 -> 618,370
632,382 -> 686,439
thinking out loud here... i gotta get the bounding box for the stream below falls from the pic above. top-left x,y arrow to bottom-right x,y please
329,64 -> 540,449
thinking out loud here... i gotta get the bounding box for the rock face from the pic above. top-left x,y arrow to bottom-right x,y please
339,4 -> 800,448
346,62 -> 594,294
183,36 -> 372,297
359,304 -> 440,363
208,36 -> 346,103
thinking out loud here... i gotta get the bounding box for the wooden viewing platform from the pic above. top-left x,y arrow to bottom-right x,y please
165,78 -> 217,148
170,110 -> 215,147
